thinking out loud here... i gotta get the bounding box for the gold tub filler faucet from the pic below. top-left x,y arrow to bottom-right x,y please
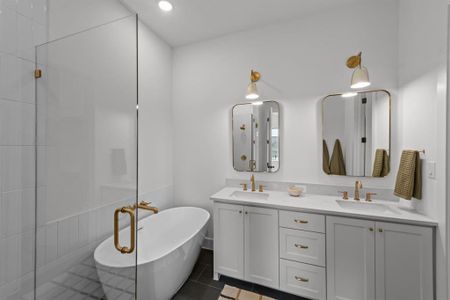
114,201 -> 159,254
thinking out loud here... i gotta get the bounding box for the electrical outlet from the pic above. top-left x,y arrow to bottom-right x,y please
427,161 -> 436,179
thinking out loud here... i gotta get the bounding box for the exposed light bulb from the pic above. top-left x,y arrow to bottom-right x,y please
342,92 -> 357,98
246,93 -> 260,100
351,81 -> 371,89
158,0 -> 173,12
246,82 -> 259,100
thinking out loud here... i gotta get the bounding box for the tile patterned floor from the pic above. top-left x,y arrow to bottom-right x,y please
29,249 -> 306,300
30,255 -> 132,300
172,249 -> 308,300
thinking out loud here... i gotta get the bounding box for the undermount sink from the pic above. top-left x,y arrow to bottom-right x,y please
336,199 -> 397,214
230,191 -> 269,201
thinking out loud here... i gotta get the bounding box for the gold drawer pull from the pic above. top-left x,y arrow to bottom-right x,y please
294,243 -> 309,249
295,276 -> 309,283
294,219 -> 308,224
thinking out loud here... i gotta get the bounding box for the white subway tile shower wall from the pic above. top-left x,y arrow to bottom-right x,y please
0,0 -> 48,298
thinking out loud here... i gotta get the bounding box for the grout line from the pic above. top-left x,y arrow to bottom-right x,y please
192,264 -> 208,281
188,278 -> 223,291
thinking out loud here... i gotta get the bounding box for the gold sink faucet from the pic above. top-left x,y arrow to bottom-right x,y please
250,174 -> 256,192
354,181 -> 363,201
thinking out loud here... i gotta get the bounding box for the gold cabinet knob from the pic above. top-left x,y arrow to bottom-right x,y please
369,227 -> 374,232
378,228 -> 383,233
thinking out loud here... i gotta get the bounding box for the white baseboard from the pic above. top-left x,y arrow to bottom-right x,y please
202,237 -> 214,250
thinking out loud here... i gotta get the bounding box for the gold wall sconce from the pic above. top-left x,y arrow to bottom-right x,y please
346,52 -> 371,89
246,70 -> 261,100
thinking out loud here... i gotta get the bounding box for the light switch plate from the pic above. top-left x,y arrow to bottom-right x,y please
427,161 -> 436,179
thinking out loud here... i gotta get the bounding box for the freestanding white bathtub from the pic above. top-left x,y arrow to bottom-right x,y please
94,206 -> 210,300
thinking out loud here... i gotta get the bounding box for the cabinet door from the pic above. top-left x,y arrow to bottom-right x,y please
326,216 -> 375,300
375,222 -> 433,300
214,203 -> 244,279
244,206 -> 279,288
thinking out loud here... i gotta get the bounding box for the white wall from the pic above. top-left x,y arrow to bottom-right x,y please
40,0 -> 173,255
172,1 -> 399,237
137,19 -> 174,209
397,0 -> 449,299
47,0 -> 174,208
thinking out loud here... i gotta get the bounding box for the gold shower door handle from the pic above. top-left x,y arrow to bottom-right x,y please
114,207 -> 136,254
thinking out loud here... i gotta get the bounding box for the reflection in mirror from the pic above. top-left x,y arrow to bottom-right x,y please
232,101 -> 280,172
322,90 -> 390,177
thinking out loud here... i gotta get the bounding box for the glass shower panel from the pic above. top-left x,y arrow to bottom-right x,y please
35,15 -> 138,300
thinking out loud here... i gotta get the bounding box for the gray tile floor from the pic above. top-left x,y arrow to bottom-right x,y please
172,249 -> 307,300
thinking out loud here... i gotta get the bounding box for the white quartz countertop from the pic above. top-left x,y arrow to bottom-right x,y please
210,187 -> 438,227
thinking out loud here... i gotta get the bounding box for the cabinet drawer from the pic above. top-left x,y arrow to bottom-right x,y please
279,211 -> 325,233
280,259 -> 326,300
280,228 -> 325,267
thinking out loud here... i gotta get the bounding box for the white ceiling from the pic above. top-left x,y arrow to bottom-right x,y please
121,0 -> 365,47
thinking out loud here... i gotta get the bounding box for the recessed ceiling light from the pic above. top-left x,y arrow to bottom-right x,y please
158,0 -> 173,12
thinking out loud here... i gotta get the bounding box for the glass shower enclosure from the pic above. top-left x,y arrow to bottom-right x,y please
34,14 -> 139,300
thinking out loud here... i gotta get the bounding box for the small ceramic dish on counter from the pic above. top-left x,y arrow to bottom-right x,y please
288,185 -> 303,197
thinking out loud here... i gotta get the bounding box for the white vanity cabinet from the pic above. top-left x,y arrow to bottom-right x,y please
244,206 -> 279,288
213,203 -> 244,279
327,216 -> 433,300
211,188 -> 436,300
326,216 -> 375,300
374,221 -> 433,300
279,211 -> 327,300
213,203 -> 279,288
